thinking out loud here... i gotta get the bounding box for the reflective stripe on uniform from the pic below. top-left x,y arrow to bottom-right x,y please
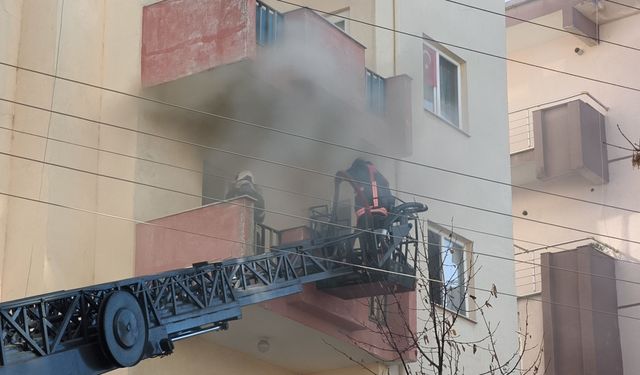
367,164 -> 379,208
356,207 -> 388,217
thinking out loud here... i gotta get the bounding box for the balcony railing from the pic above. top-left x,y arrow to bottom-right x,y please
508,110 -> 534,154
515,251 -> 541,295
508,92 -> 608,154
366,69 -> 385,114
256,223 -> 280,254
256,1 -> 284,46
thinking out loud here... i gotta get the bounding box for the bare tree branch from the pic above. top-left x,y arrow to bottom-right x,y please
615,124 -> 640,169
324,216 -> 544,375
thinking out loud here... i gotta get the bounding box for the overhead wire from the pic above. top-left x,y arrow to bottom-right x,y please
446,0 -> 640,53
606,142 -> 637,152
456,0 -> 640,245
604,0 -> 640,12
1,0 -> 639,318
273,1 -> 640,226
0,95 -> 639,248
1,187 -> 639,323
0,12 -> 640,232
2,138 -> 640,289
3,90 -> 640,269
0,8 -> 636,363
271,1 -> 640,252
0,2 -> 632,236
0,123 -> 594,270
0,114 -> 580,254
275,0 -> 640,93
0,58 -> 639,217
2,93 -> 640,251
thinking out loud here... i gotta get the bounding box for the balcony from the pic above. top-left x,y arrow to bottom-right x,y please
509,93 -> 609,185
140,0 -> 411,157
137,3 -> 417,363
135,197 -> 416,370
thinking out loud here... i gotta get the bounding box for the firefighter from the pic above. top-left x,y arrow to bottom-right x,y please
225,170 -> 265,225
337,158 -> 395,265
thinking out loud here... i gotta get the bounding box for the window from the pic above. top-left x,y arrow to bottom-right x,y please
325,9 -> 350,33
427,228 -> 469,315
369,295 -> 387,323
423,41 -> 463,127
256,1 -> 284,46
365,69 -> 385,114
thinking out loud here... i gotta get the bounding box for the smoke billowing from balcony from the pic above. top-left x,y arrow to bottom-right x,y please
142,7 -> 404,228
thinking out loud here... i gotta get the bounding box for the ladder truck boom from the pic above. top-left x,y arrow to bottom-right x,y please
0,202 -> 426,375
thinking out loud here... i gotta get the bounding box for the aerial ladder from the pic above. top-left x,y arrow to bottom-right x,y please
0,182 -> 426,374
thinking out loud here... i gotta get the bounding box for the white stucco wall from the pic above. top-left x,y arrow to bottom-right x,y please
0,0 -> 23,301
391,0 -> 519,372
0,0 -> 145,299
508,10 -> 640,375
508,11 -> 640,256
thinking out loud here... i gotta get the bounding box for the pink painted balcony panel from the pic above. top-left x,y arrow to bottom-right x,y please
135,201 -> 417,361
279,8 -> 366,109
261,224 -> 417,361
140,1 -> 413,156
142,0 -> 256,87
262,284 -> 417,361
135,197 -> 255,275
141,0 -> 365,104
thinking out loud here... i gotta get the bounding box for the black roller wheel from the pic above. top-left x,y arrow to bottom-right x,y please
98,290 -> 148,368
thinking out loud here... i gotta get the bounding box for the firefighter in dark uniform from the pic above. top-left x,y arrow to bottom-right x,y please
225,170 -> 265,225
337,158 -> 395,266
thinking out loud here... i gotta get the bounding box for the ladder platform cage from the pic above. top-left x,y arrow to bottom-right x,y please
310,201 -> 427,299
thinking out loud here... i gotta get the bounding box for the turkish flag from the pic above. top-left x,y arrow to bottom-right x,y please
423,43 -> 437,88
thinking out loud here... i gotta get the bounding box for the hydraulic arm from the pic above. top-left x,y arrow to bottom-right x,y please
0,202 -> 426,375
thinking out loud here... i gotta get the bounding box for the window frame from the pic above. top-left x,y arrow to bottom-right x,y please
427,226 -> 472,316
423,41 -> 464,129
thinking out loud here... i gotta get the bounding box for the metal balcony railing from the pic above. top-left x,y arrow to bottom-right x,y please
508,109 -> 534,154
256,1 -> 284,46
366,68 -> 385,114
256,223 -> 280,254
508,92 -> 608,154
515,251 -> 541,295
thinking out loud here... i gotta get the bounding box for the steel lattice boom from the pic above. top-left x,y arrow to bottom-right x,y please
0,201 -> 426,375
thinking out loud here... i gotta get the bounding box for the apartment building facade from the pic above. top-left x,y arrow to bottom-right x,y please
0,0 -> 516,373
506,0 -> 640,373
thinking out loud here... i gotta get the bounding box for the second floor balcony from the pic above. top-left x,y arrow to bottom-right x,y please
135,196 -> 418,371
141,0 -> 412,157
509,93 -> 609,185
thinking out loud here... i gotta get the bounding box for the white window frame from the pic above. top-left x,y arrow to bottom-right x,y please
427,226 -> 471,316
423,41 -> 463,128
